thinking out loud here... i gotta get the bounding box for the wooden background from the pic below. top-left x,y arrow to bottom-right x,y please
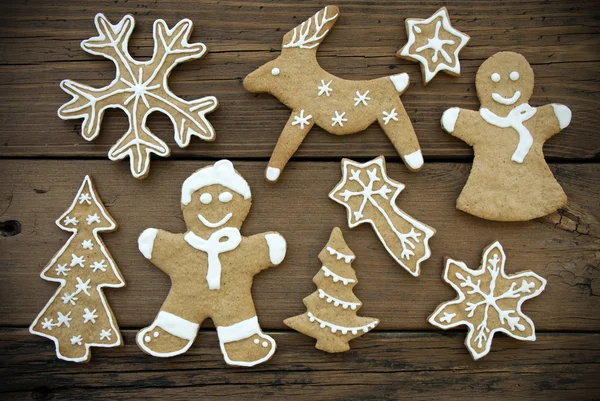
1,0 -> 599,399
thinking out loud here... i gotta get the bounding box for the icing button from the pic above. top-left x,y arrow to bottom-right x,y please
144,335 -> 151,343
253,338 -> 260,345
153,331 -> 159,338
262,341 -> 268,348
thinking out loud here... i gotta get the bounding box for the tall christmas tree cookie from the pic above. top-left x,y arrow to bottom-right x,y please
329,156 -> 435,277
284,227 -> 378,353
30,176 -> 125,362
58,14 -> 218,179
429,241 -> 546,360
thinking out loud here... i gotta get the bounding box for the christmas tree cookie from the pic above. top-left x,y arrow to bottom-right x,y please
284,227 -> 378,353
136,160 -> 286,367
58,14 -> 218,179
244,6 -> 424,182
30,176 -> 125,362
429,241 -> 546,360
441,51 -> 571,221
329,156 -> 435,276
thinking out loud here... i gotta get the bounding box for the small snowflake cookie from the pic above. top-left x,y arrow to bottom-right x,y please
429,241 -> 546,360
58,14 -> 219,179
285,227 -> 379,353
136,160 -> 287,367
30,176 -> 125,362
440,51 -> 571,221
397,7 -> 469,85
244,6 -> 425,182
329,156 -> 435,277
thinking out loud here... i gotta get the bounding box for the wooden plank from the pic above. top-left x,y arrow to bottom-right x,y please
1,329 -> 598,400
0,0 -> 598,159
0,160 -> 598,330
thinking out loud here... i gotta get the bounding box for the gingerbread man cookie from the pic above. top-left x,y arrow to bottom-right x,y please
441,51 -> 571,221
136,160 -> 287,367
244,6 -> 424,182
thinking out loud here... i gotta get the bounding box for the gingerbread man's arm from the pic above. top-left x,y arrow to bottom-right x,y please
441,108 -> 482,146
536,104 -> 572,140
245,232 -> 287,275
138,228 -> 178,275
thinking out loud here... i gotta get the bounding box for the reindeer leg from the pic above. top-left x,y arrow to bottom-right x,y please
377,102 -> 424,172
266,110 -> 314,182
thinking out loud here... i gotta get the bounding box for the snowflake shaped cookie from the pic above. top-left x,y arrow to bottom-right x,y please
398,7 -> 469,85
329,156 -> 435,276
429,241 -> 546,360
58,14 -> 219,179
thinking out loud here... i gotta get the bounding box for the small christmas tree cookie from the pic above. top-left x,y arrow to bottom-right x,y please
30,176 -> 125,362
429,241 -> 546,360
284,227 -> 378,353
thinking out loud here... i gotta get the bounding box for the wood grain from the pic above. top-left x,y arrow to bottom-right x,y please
2,329 -> 598,400
1,160 -> 598,330
0,0 -> 598,160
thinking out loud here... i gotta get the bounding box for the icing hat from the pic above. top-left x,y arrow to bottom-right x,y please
181,160 -> 251,205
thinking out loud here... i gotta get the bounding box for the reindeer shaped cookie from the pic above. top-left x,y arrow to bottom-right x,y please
244,6 -> 424,182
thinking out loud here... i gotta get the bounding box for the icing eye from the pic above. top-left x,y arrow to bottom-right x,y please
271,67 -> 280,76
218,192 -> 233,203
200,193 -> 212,204
510,71 -> 520,81
491,73 -> 501,83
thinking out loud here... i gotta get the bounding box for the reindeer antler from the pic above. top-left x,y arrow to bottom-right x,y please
283,6 -> 339,50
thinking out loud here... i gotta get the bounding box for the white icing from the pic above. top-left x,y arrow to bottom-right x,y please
90,260 -> 107,273
86,213 -> 101,225
41,311 -> 73,331
510,71 -> 519,81
136,311 -> 199,357
326,246 -> 355,263
216,316 -> 276,367
55,264 -> 70,277
492,90 -> 521,106
479,104 -> 537,163
82,308 -> 98,324
138,228 -> 159,259
382,108 -> 398,125
441,107 -> 460,133
266,167 -> 281,182
184,228 -> 242,290
318,289 -> 361,310
265,233 -> 287,265
440,312 -> 456,323
389,73 -> 409,93
271,67 -> 280,76
317,79 -> 333,97
154,331 -> 159,338
353,90 -> 371,107
70,254 -> 85,268
552,104 -> 572,129
144,335 -> 151,343
403,149 -> 424,170
81,239 -> 94,250
253,338 -> 259,344
197,212 -> 232,228
262,341 -> 268,348
78,193 -> 92,205
321,265 -> 355,285
331,111 -> 347,127
99,329 -> 112,341
200,192 -> 212,204
283,6 -> 338,49
218,191 -> 233,203
491,72 -> 500,83
291,109 -> 312,129
63,216 -> 79,226
181,160 -> 251,205
415,20 -> 455,63
307,312 -> 377,335
70,335 -> 83,345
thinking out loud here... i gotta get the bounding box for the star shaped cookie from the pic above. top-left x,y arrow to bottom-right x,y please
397,7 -> 469,85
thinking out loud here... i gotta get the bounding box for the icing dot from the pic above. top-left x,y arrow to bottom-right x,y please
510,71 -> 520,81
351,305 -> 357,310
262,341 -> 268,348
319,292 -> 325,299
271,67 -> 280,76
144,335 -> 151,343
331,327 -> 337,333
309,317 -> 315,322
342,304 -> 348,309
491,73 -> 500,83
153,331 -> 159,338
200,193 -> 212,204
342,329 -> 348,335
218,191 -> 233,203
320,323 -> 326,329
326,298 -> 332,303
254,338 -> 260,344
352,329 -> 358,335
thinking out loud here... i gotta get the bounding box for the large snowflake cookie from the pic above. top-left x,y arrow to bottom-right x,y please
441,51 -> 571,221
329,156 -> 435,277
244,6 -> 425,183
136,160 -> 287,367
429,241 -> 546,360
30,176 -> 125,362
285,227 -> 378,353
58,14 -> 219,179
397,7 -> 469,85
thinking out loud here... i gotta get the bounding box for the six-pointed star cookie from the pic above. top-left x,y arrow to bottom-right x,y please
397,7 -> 470,85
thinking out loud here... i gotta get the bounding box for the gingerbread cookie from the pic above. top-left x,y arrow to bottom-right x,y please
284,227 -> 378,353
58,14 -> 218,179
329,156 -> 435,277
29,176 -> 125,362
440,51 -> 571,221
136,160 -> 287,367
244,6 -> 424,182
397,7 -> 469,85
429,241 -> 546,360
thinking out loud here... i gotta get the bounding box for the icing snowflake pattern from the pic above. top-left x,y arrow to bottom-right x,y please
429,241 -> 546,360
353,90 -> 370,107
291,109 -> 313,129
331,111 -> 347,127
382,109 -> 398,125
317,79 -> 333,97
57,14 -> 219,178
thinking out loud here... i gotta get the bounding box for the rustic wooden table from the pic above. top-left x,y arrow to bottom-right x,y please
1,1 -> 598,399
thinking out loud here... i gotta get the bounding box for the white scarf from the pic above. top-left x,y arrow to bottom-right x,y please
479,103 -> 537,163
184,228 -> 242,290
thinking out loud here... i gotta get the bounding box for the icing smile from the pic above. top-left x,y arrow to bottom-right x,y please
492,91 -> 521,106
198,213 -> 232,228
